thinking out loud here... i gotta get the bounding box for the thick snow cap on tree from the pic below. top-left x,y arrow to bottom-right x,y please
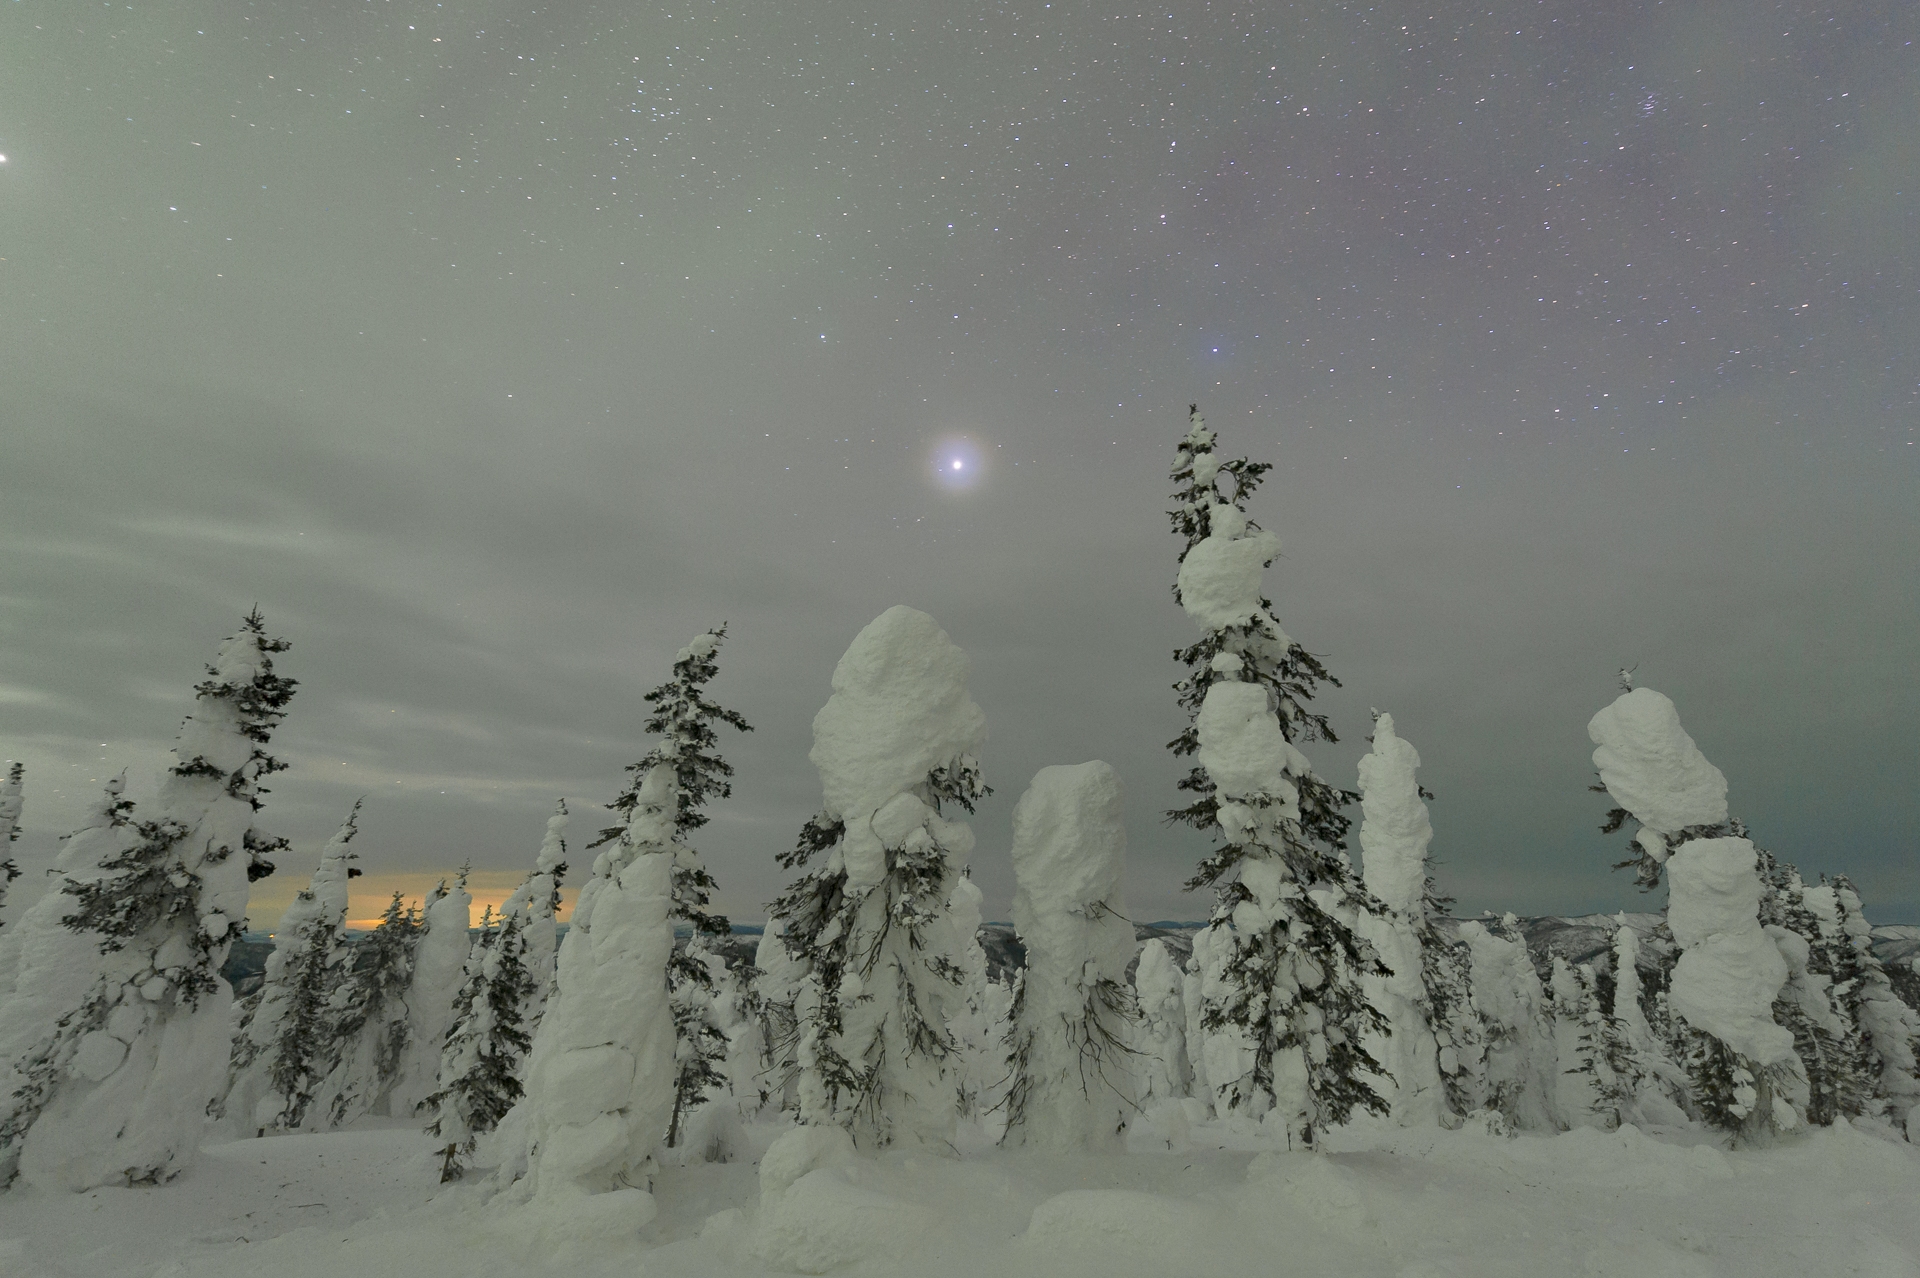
808,605 -> 985,890
1588,688 -> 1729,837
1195,678 -> 1312,821
516,764 -> 676,1201
1665,837 -> 1794,1068
1006,762 -> 1135,1149
1176,502 -> 1282,631
1356,713 -> 1432,916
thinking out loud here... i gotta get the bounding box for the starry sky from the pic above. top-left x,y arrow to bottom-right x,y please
2,0 -> 1915,930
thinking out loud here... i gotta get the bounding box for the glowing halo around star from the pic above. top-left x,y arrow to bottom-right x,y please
929,435 -> 988,492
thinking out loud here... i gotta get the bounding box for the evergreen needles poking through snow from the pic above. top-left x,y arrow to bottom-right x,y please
1166,408 -> 1388,1145
0,610 -> 295,1190
427,907 -> 536,1182
0,761 -> 22,922
595,627 -> 752,1149
502,798 -> 570,1027
316,890 -> 423,1126
769,605 -> 988,1149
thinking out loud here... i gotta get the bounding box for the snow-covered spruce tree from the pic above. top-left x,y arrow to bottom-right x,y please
510,763 -> 677,1205
1755,858 -> 1868,1127
1809,878 -> 1920,1137
1354,711 -> 1482,1127
1548,956 -> 1611,1127
769,605 -> 988,1149
1568,960 -> 1638,1129
1003,761 -> 1137,1150
388,872 -> 472,1118
0,761 -> 22,924
581,627 -> 752,1151
1589,683 -> 1800,1139
1455,914 -> 1559,1130
945,873 -> 1009,1124
427,907 -> 536,1181
227,803 -> 363,1133
502,798 -> 570,1026
1610,919 -> 1690,1122
314,891 -> 423,1126
1132,940 -> 1192,1110
0,611 -> 294,1189
1166,408 -> 1388,1146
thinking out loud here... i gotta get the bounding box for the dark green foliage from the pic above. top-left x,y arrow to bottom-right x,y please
426,909 -> 536,1180
327,893 -> 423,1126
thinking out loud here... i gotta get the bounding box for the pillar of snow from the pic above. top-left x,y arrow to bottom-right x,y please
1588,687 -> 1729,871
1355,713 -> 1445,1126
797,605 -> 985,1148
14,621 -> 291,1190
1457,918 -> 1560,1131
945,874 -> 1005,1122
387,876 -> 473,1119
515,764 -> 678,1204
1131,939 -> 1191,1107
1611,920 -> 1685,1111
1548,956 -> 1607,1127
1003,761 -> 1135,1149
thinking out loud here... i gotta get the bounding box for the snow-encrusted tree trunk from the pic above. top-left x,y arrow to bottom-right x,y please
427,908 -> 536,1181
502,799 -> 569,1027
1589,684 -> 1800,1140
1003,762 -> 1136,1150
1132,940 -> 1191,1109
226,803 -> 362,1133
314,891 -> 422,1126
387,874 -> 471,1118
1166,408 -> 1388,1146
0,610 -> 294,1189
770,605 -> 988,1149
511,764 -> 677,1204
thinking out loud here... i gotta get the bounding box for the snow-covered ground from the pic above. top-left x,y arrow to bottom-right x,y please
3,1114 -> 1915,1277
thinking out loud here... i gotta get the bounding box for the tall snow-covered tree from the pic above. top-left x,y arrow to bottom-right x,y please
1609,919 -> 1690,1123
226,803 -> 362,1133
1457,914 -> 1559,1131
1589,683 -> 1800,1139
0,761 -> 22,924
0,610 -> 295,1189
945,873 -> 1010,1124
1808,878 -> 1920,1138
388,872 -> 472,1118
426,907 -> 536,1181
1166,408 -> 1388,1146
1003,762 -> 1136,1150
769,605 -> 988,1149
502,798 -> 570,1025
314,891 -> 423,1126
1132,940 -> 1192,1110
1755,857 -> 1869,1127
594,629 -> 751,1149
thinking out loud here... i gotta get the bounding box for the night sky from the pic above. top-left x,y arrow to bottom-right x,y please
2,1 -> 1915,929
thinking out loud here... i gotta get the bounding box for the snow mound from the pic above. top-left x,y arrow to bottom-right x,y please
1024,1188 -> 1229,1255
1587,688 -> 1729,834
808,605 -> 986,828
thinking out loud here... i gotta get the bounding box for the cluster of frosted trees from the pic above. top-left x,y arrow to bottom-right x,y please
2,412 -> 1917,1201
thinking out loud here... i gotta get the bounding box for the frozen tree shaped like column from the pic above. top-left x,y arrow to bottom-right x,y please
1166,407 -> 1387,1146
1589,683 -> 1800,1138
427,908 -> 537,1181
1003,761 -> 1136,1150
1132,940 -> 1191,1109
0,610 -> 295,1189
770,605 -> 987,1149
387,872 -> 472,1118
226,802 -> 362,1133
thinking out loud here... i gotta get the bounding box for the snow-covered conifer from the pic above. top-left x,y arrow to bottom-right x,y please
0,611 -> 294,1190
1166,408 -> 1387,1145
227,803 -> 362,1133
426,907 -> 536,1181
511,764 -> 677,1201
502,798 -> 569,1025
1589,685 -> 1799,1139
315,891 -> 422,1125
1810,879 -> 1920,1137
769,605 -> 987,1149
1132,940 -> 1191,1108
1549,956 -> 1611,1127
1003,762 -> 1136,1149
1355,712 -> 1479,1127
1755,859 -> 1867,1127
0,762 -> 22,924
1566,961 -> 1638,1129
387,873 -> 472,1118
1609,920 -> 1689,1121
1457,916 -> 1559,1130
945,874 -> 1008,1122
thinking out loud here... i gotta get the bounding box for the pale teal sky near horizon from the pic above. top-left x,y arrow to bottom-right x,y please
2,0 -> 1915,928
